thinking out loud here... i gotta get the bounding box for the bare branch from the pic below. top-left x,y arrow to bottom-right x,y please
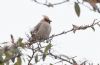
32,0 -> 100,13
49,19 -> 100,38
49,52 -> 73,64
32,0 -> 69,7
28,46 -> 35,65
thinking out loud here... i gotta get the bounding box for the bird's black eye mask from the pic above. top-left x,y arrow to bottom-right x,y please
44,18 -> 52,24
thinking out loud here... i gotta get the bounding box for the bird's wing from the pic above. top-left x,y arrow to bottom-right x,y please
30,22 -> 42,35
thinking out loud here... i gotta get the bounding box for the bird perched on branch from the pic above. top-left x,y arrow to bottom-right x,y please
29,15 -> 52,45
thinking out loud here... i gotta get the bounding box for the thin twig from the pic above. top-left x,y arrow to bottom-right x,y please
49,53 -> 73,64
32,0 -> 69,7
28,46 -> 35,65
49,19 -> 100,38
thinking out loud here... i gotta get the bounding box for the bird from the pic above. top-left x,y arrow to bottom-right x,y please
29,15 -> 52,45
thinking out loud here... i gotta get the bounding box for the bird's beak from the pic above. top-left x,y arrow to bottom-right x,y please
49,20 -> 52,22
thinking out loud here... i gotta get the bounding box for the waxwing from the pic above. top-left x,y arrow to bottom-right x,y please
29,15 -> 52,45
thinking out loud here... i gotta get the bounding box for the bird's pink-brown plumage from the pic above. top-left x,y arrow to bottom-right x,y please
29,16 -> 52,44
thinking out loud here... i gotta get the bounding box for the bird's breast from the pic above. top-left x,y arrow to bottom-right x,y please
36,22 -> 51,39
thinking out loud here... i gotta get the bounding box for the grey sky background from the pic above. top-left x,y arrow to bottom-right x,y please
0,0 -> 100,64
